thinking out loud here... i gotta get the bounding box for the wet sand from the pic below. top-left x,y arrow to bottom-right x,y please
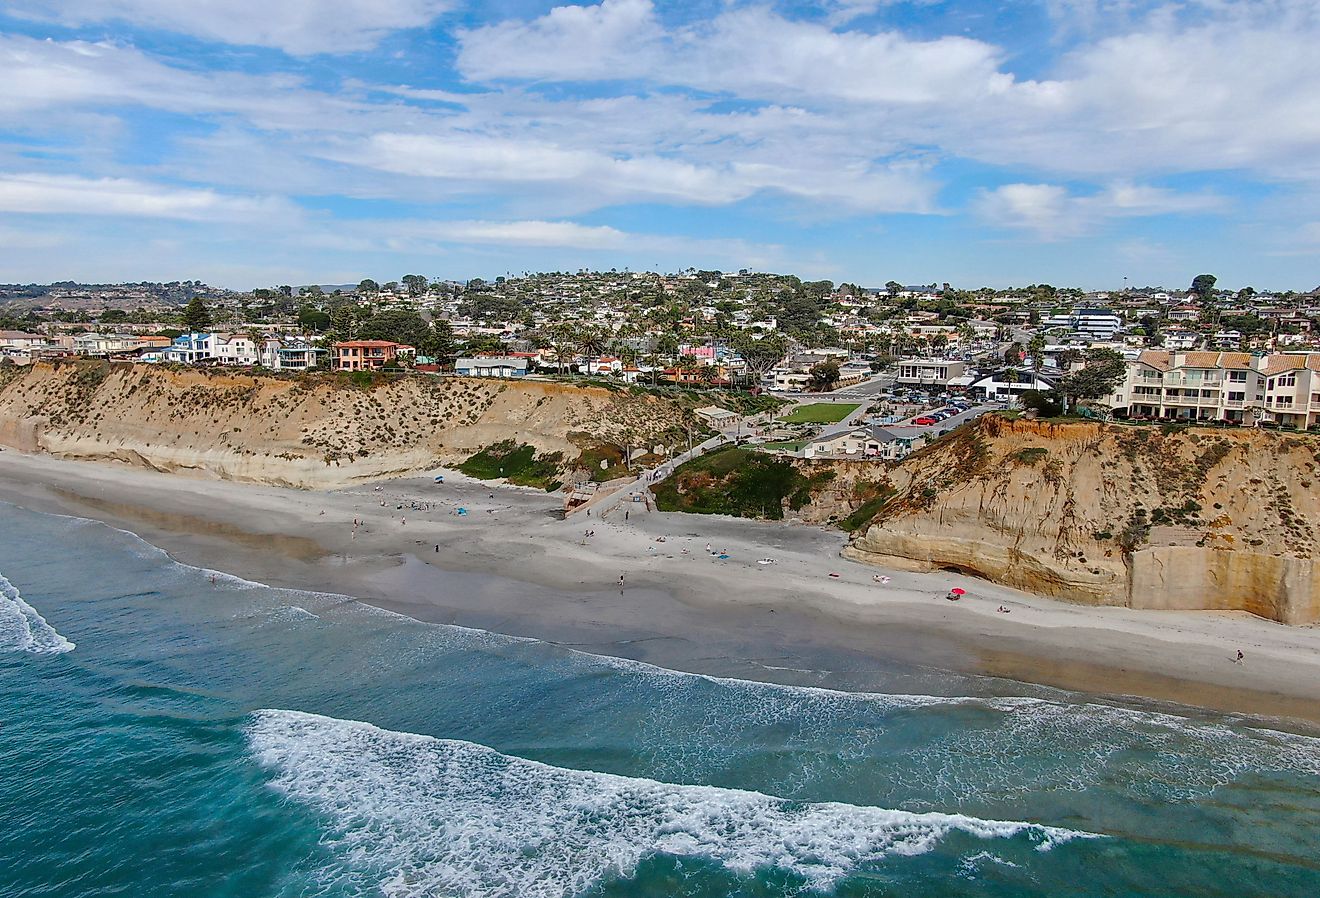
2,449 -> 1318,727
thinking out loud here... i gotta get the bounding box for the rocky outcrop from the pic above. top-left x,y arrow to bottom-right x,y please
845,416 -> 1320,624
0,361 -> 698,489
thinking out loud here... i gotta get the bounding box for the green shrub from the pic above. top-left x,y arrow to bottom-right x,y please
1012,447 -> 1048,465
652,446 -> 820,519
460,440 -> 563,490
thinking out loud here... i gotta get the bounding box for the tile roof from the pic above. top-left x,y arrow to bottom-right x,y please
1264,355 -> 1308,375
1136,350 -> 1171,371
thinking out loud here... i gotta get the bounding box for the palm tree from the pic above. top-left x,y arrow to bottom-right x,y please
548,323 -> 577,375
578,329 -> 606,376
1027,333 -> 1046,375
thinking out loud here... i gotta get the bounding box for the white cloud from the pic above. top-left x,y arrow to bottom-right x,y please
7,0 -> 452,54
975,181 -> 1223,238
456,0 -> 663,82
0,172 -> 293,220
318,131 -> 938,213
0,35 -> 374,130
401,219 -> 637,250
458,1 -> 1015,105
293,216 -> 785,269
454,0 -> 1320,187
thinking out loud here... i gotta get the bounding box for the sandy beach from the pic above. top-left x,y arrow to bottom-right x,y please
2,448 -> 1319,727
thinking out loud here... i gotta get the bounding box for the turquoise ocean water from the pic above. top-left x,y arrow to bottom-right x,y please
2,500 -> 1319,897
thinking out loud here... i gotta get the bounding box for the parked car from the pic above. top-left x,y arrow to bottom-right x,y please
913,416 -> 937,426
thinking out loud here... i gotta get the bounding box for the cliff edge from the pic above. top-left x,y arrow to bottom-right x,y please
0,361 -> 696,489
845,415 -> 1320,625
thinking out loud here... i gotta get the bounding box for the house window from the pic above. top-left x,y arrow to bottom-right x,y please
1228,392 -> 1245,402
1276,396 -> 1293,407
1229,371 -> 1247,382
1275,374 -> 1297,387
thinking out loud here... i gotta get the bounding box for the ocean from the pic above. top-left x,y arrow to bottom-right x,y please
2,500 -> 1318,897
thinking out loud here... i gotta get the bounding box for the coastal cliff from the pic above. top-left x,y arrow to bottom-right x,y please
0,361 -> 696,489
845,415 -> 1320,624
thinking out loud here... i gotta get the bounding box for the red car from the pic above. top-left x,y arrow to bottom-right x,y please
913,416 -> 937,425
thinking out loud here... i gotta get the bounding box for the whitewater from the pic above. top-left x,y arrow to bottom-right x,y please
2,500 -> 1319,897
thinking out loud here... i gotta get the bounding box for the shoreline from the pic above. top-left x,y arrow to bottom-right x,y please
3,449 -> 1320,728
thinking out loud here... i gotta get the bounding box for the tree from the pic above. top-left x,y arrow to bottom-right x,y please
299,284 -> 324,298
402,274 -> 428,297
1027,333 -> 1046,374
730,330 -> 788,384
100,309 -> 129,324
1190,274 -> 1217,302
358,310 -> 433,348
430,319 -> 456,367
1057,347 -> 1126,412
808,360 -> 841,392
357,279 -> 379,295
1019,389 -> 1062,417
578,329 -> 606,374
182,296 -> 212,333
326,304 -> 359,344
1002,341 -> 1023,366
1057,347 -> 1084,370
885,280 -> 902,296
547,323 -> 578,374
297,307 -> 331,332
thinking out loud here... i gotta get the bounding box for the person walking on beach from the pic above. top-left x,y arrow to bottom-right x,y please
618,573 -> 626,590
1236,649 -> 1245,664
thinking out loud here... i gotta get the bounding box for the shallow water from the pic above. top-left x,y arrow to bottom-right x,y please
2,501 -> 1318,897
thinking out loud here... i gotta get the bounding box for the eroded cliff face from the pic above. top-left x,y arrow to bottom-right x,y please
845,416 -> 1320,624
0,361 -> 696,489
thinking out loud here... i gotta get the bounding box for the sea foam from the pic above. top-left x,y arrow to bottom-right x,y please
0,570 -> 74,655
248,709 -> 1095,898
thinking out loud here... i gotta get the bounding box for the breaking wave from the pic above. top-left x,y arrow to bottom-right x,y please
248,709 -> 1096,898
0,570 -> 74,655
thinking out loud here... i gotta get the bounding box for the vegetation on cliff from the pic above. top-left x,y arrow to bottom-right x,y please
459,441 -> 563,491
652,446 -> 839,520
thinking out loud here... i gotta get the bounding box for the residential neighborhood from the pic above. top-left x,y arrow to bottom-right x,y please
6,270 -> 1320,445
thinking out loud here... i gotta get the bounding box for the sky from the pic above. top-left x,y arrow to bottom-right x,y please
1,0 -> 1318,291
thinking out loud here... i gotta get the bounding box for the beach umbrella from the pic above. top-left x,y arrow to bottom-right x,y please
950,587 -> 966,596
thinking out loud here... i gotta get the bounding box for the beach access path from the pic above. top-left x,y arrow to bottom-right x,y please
1,449 -> 1319,727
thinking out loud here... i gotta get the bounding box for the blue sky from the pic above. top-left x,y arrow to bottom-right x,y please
1,0 -> 1317,290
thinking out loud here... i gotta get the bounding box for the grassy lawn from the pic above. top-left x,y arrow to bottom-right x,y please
778,402 -> 860,424
759,440 -> 808,452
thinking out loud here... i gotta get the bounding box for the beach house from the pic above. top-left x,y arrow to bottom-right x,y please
332,340 -> 414,371
804,425 -> 927,460
453,356 -> 529,378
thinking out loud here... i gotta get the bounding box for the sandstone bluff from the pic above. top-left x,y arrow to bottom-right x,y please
0,361 -> 696,490
845,415 -> 1320,625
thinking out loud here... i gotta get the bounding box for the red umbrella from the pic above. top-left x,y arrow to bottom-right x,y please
950,588 -> 967,596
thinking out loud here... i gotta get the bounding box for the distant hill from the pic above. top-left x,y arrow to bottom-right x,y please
0,281 -> 221,310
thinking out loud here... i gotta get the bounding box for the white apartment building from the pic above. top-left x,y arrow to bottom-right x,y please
215,335 -> 262,366
1108,351 -> 1320,428
1042,308 -> 1123,340
895,359 -> 966,388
